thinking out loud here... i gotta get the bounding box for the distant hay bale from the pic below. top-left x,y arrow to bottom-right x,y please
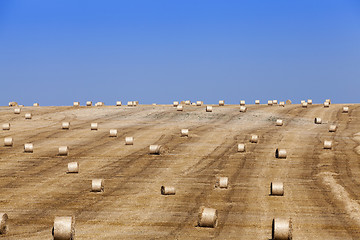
323,102 -> 330,108
62,122 -> 70,130
152,103 -> 157,106
342,107 -> 349,113
215,177 -> 228,189
276,119 -> 283,126
301,102 -> 308,108
240,100 -> 246,106
53,216 -> 75,240
279,102 -> 285,107
198,207 -> 218,228
272,218 -> 292,240
161,186 -> 176,195
314,118 -> 322,124
181,129 -> 189,137
270,182 -> 284,196
196,101 -> 202,106
149,145 -> 161,154
324,140 -> 332,149
173,101 -> 179,107
326,99 -> 331,104
25,113 -> 32,119
218,100 -> 225,106
301,100 -> 305,104
239,106 -> 247,112
73,102 -> 80,107
109,129 -> 117,137
33,103 -> 39,107
286,99 -> 292,104
206,106 -> 213,112
185,100 -> 191,105
58,146 -> 69,156
95,102 -> 104,107
86,101 -> 92,106
307,99 -> 313,105
177,105 -> 183,111
133,101 -> 139,106
275,148 -> 287,158
237,144 -> 245,152
116,101 -> 122,106
90,123 -> 98,130
127,101 -> 133,107
67,162 -> 79,173
4,137 -> 13,147
273,100 -> 278,105
0,213 -> 8,234
8,102 -> 18,107
191,103 -> 196,106
255,100 -> 260,105
268,100 -> 273,106
329,125 -> 337,132
125,137 -> 134,145
91,179 -> 104,192
24,143 -> 33,153
14,108 -> 21,114
250,135 -> 258,143
2,123 -> 10,131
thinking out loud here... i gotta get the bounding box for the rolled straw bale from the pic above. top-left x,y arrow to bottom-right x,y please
275,148 -> 287,159
342,106 -> 349,113
125,137 -> 134,145
273,100 -> 278,105
8,102 -> 17,107
185,100 -> 191,105
24,143 -> 33,153
91,179 -> 104,192
307,99 -> 312,105
301,102 -> 308,108
53,216 -> 75,240
237,144 -> 245,152
14,108 -> 21,114
62,122 -> 70,130
329,125 -> 337,132
314,118 -> 322,124
95,102 -> 104,107
177,105 -> 183,111
196,101 -> 202,106
25,113 -> 32,119
279,102 -> 285,107
90,123 -> 98,130
218,100 -> 224,106
2,123 -> 10,130
324,140 -> 332,149
191,103 -> 196,106
326,99 -> 331,104
206,106 -> 212,112
161,186 -> 175,195
33,103 -> 39,107
323,102 -> 330,108
67,162 -> 79,173
109,129 -> 117,137
173,101 -> 179,107
116,101 -> 122,106
127,101 -> 133,107
215,177 -> 228,189
268,100 -> 273,106
255,100 -> 260,104
239,106 -> 247,112
58,146 -> 69,156
276,119 -> 283,126
181,129 -> 189,137
250,135 -> 259,143
198,207 -> 218,228
272,218 -> 292,240
134,101 -> 139,106
286,99 -> 292,104
0,213 -> 8,234
73,102 -> 80,107
152,103 -> 157,106
4,137 -> 13,147
240,100 -> 246,106
86,101 -> 92,106
270,182 -> 284,196
149,145 -> 161,154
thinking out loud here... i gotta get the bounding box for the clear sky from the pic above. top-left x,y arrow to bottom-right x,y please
0,0 -> 359,106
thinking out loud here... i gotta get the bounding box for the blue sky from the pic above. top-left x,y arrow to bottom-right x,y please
0,0 -> 359,105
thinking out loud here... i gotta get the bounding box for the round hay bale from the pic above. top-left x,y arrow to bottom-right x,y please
329,125 -> 337,132
4,137 -> 13,147
95,102 -> 104,107
196,101 -> 202,106
2,123 -> 10,131
237,144 -> 245,152
116,101 -> 122,106
9,102 -> 18,107
91,179 -> 104,192
198,207 -> 218,228
307,99 -> 313,105
326,99 -> 331,104
218,100 -> 225,106
268,100 -> 273,106
161,186 -> 176,195
276,119 -> 283,126
58,146 -> 69,156
239,106 -> 247,112
272,218 -> 292,240
90,123 -> 98,130
324,140 -> 332,149
301,102 -> 308,108
275,148 -> 287,159
14,108 -> 21,114
273,100 -> 278,105
125,137 -> 134,145
24,143 -> 33,153
255,100 -> 260,105
185,100 -> 191,105
53,216 -> 75,240
173,101 -> 179,107
62,122 -> 70,130
324,102 -> 330,108
191,102 -> 196,106
0,213 -> 8,234
133,101 -> 139,106
342,106 -> 349,113
109,129 -> 117,137
25,113 -> 32,119
206,106 -> 213,112
240,100 -> 246,106
286,99 -> 292,104
270,182 -> 284,196
86,101 -> 92,106
215,177 -> 228,189
33,103 -> 39,107
127,101 -> 133,107
67,162 -> 79,173
177,105 -> 183,111
300,100 -> 305,104
314,118 -> 322,124
149,145 -> 161,154
250,135 -> 258,143
73,102 -> 80,107
279,101 -> 285,107
181,129 -> 189,137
